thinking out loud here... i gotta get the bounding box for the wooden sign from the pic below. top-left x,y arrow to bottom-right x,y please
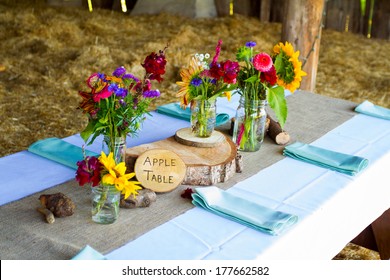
134,149 -> 186,193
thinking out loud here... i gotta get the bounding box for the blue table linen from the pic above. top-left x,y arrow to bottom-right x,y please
28,137 -> 98,170
355,100 -> 390,120
192,186 -> 298,236
71,245 -> 106,260
283,142 -> 369,176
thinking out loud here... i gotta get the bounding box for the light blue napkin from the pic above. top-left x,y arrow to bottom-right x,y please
283,142 -> 369,176
355,100 -> 390,120
192,186 -> 298,236
156,103 -> 230,126
28,137 -> 98,170
71,245 -> 106,260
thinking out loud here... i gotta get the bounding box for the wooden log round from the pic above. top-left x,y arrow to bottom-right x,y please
174,127 -> 225,148
134,148 -> 187,193
125,134 -> 240,186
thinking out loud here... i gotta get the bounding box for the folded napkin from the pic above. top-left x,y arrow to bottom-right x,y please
283,142 -> 369,176
28,137 -> 98,170
156,102 -> 230,126
355,100 -> 390,120
192,186 -> 298,236
71,245 -> 106,260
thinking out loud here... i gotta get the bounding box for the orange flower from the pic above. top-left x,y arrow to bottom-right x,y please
78,91 -> 97,115
176,57 -> 202,107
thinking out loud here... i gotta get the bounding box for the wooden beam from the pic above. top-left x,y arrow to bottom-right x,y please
260,0 -> 271,22
281,0 -> 325,92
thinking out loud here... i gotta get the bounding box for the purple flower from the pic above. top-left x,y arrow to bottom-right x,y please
190,78 -> 202,87
112,66 -> 126,77
97,72 -> 106,81
108,83 -> 118,92
123,73 -> 140,82
245,41 -> 256,48
115,87 -> 128,98
119,99 -> 126,106
143,89 -> 160,98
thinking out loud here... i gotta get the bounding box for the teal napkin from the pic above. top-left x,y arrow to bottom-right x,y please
283,142 -> 369,176
192,186 -> 298,236
28,137 -> 98,170
71,245 -> 106,260
156,103 -> 230,126
355,100 -> 390,120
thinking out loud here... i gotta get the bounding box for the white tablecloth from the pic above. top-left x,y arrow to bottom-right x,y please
103,113 -> 390,260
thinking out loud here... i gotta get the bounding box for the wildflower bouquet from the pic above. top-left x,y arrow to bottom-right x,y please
78,47 -> 168,153
236,41 -> 306,127
75,150 -> 142,223
176,40 -> 239,137
233,41 -> 306,151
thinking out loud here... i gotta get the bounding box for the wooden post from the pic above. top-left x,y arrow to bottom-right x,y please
260,0 -> 271,22
281,0 -> 325,92
214,0 -> 230,16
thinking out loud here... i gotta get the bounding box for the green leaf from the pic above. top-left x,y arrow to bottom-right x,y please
267,86 -> 287,128
236,46 -> 251,62
244,75 -> 258,84
80,120 -> 107,144
274,54 -> 285,75
80,121 -> 96,142
99,112 -> 109,124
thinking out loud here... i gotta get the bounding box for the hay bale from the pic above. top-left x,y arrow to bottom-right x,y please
0,1 -> 389,159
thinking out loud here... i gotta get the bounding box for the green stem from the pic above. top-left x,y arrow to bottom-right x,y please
92,184 -> 109,216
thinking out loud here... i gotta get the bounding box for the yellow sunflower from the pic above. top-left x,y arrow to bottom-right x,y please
273,42 -> 307,93
176,56 -> 203,107
99,151 -> 142,199
99,151 -> 116,171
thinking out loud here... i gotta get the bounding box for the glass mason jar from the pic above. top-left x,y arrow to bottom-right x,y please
232,96 -> 267,152
102,135 -> 126,164
91,184 -> 120,224
190,99 -> 216,137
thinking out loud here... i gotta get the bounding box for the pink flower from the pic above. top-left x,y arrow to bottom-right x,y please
92,85 -> 113,102
86,73 -> 100,89
211,39 -> 223,65
236,123 -> 245,146
253,52 -> 273,72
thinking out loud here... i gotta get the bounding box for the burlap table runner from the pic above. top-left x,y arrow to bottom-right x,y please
0,91 -> 357,259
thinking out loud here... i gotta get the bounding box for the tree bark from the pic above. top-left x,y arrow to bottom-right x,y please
267,116 -> 290,145
126,135 -> 242,186
281,0 -> 325,92
260,0 -> 271,22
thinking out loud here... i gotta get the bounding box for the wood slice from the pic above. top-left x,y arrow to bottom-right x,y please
174,127 -> 225,148
134,149 -> 187,193
125,134 -> 240,186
